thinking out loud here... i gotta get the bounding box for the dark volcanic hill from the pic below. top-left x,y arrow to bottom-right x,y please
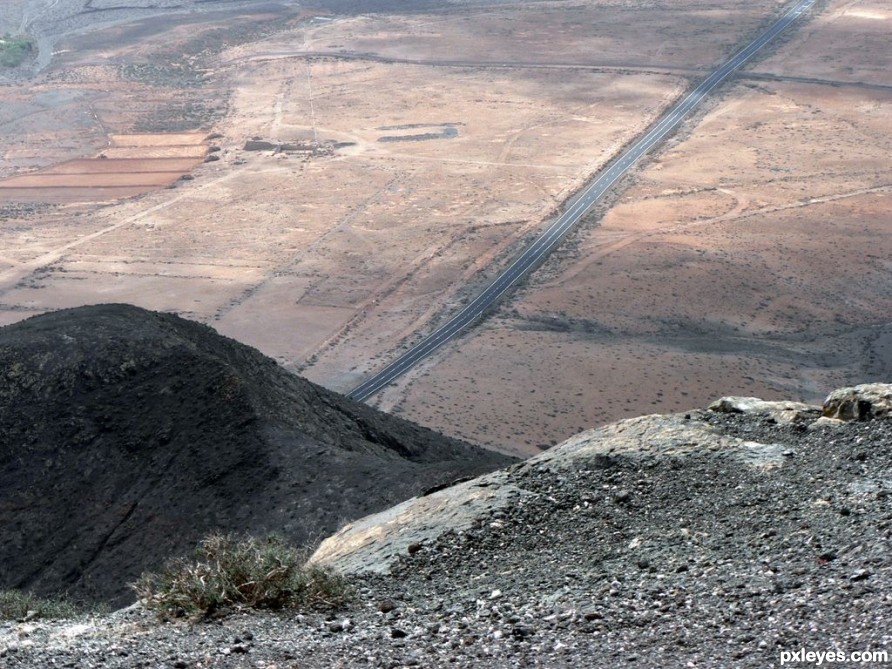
0,304 -> 513,606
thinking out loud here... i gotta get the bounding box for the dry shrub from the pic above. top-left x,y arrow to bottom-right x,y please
132,533 -> 350,620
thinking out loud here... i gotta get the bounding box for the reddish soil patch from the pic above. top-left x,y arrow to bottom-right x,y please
40,158 -> 200,175
0,133 -> 207,204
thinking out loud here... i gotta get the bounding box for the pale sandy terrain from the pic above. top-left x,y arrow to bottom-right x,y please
2,1 -> 725,362
1,0 -> 889,458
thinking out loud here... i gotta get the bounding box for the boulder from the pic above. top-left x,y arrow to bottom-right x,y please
823,383 -> 892,421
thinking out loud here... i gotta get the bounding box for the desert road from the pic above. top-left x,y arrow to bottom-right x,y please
348,0 -> 816,403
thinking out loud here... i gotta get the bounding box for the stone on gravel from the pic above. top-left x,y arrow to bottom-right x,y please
823,383 -> 892,421
808,416 -> 848,430
533,414 -> 787,468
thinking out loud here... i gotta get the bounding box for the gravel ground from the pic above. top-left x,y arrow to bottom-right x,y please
3,408 -> 891,668
1,0 -> 300,71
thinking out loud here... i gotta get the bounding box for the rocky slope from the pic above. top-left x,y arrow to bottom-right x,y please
3,384 -> 892,667
0,304 -> 513,606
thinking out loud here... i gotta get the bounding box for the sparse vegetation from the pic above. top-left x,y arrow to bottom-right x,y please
132,533 -> 351,620
0,34 -> 34,68
0,590 -> 80,621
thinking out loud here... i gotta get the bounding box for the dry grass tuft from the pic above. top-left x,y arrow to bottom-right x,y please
132,533 -> 351,620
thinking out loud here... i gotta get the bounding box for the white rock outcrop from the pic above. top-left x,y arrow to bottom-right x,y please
308,470 -> 527,575
707,396 -> 820,424
312,386 -> 892,576
310,412 -> 789,575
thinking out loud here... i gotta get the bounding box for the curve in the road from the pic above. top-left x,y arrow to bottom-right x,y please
348,0 -> 816,403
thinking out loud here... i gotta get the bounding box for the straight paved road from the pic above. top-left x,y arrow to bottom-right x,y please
348,0 -> 816,403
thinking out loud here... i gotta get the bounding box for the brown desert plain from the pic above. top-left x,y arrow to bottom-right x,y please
1,0 -> 890,456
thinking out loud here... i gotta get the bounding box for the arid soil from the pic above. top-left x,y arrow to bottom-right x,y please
1,0 -> 889,457
374,0 -> 892,455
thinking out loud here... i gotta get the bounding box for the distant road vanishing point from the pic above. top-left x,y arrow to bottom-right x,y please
348,0 -> 817,403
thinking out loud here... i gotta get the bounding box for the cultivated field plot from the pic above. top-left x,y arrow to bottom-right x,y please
0,133 -> 207,203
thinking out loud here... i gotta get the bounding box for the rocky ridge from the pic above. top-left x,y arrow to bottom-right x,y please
3,383 -> 892,668
0,304 -> 513,607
